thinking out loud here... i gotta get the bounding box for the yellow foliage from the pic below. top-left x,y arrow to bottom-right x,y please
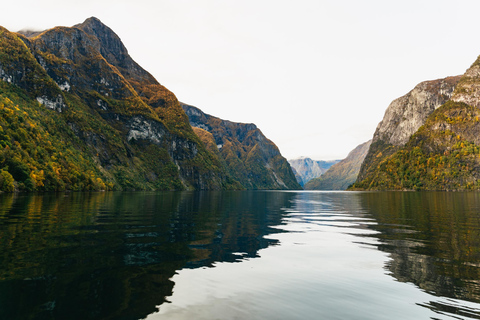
30,170 -> 45,187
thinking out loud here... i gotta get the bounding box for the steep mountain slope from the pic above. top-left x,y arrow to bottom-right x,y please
0,18 -> 230,191
352,101 -> 480,190
305,140 -> 371,190
288,157 -> 340,186
182,103 -> 301,190
355,76 -> 461,187
353,56 -> 480,190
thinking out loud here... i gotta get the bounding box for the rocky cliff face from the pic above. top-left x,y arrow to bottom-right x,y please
373,76 -> 461,147
451,56 -> 480,108
353,53 -> 480,190
305,140 -> 371,190
356,76 -> 461,184
0,18 -> 232,191
288,157 -> 340,186
182,104 -> 301,190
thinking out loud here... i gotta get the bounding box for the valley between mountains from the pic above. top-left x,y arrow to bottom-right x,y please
2,17 -> 480,192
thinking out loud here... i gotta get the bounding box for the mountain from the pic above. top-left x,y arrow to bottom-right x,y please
0,17 -> 290,192
355,76 -> 461,187
352,58 -> 480,190
304,140 -> 371,190
288,157 -> 340,186
182,104 -> 301,190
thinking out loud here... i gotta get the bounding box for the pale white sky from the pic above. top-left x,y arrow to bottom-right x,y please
3,0 -> 480,160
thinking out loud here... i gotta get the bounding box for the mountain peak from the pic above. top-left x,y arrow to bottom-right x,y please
74,17 -> 156,85
75,16 -> 125,56
76,16 -> 105,29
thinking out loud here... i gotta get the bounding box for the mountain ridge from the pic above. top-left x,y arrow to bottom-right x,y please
182,103 -> 300,190
0,17 -> 298,192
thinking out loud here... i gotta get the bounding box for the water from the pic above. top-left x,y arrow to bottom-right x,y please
0,191 -> 480,319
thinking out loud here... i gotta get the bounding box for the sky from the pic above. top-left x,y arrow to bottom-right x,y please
3,0 -> 480,160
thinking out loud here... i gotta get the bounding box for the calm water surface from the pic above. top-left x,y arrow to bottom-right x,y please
1,191 -> 480,319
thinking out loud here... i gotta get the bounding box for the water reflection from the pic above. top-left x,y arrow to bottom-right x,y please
2,191 -> 480,319
358,192 -> 480,317
359,193 -> 480,297
0,191 -> 294,320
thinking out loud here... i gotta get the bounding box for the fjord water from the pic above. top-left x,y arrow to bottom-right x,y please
1,191 -> 480,319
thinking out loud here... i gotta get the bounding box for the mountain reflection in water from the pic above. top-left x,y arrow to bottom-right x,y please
359,192 -> 480,317
0,191 -> 292,320
0,191 -> 480,319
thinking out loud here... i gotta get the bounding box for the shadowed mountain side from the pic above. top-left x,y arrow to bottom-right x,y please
182,104 -> 301,190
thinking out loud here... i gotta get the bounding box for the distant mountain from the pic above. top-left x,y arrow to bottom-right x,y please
0,17 -> 297,192
352,59 -> 480,190
304,140 -> 371,190
288,157 -> 340,186
182,104 -> 301,190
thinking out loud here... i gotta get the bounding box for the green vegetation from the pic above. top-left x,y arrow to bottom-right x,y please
0,83 -> 111,191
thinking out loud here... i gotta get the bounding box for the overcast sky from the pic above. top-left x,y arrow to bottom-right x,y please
3,0 -> 480,160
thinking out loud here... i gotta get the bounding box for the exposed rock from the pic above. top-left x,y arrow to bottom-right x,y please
126,115 -> 166,144
452,57 -> 480,108
373,76 -> 461,147
36,95 -> 66,112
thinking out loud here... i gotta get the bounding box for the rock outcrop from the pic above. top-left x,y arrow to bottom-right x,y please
182,103 -> 301,190
305,140 -> 371,190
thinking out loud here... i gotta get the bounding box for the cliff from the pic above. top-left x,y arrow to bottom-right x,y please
353,54 -> 480,190
182,104 -> 301,190
288,157 -> 340,186
305,140 -> 371,190
0,18 -> 239,191
354,76 -> 461,189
